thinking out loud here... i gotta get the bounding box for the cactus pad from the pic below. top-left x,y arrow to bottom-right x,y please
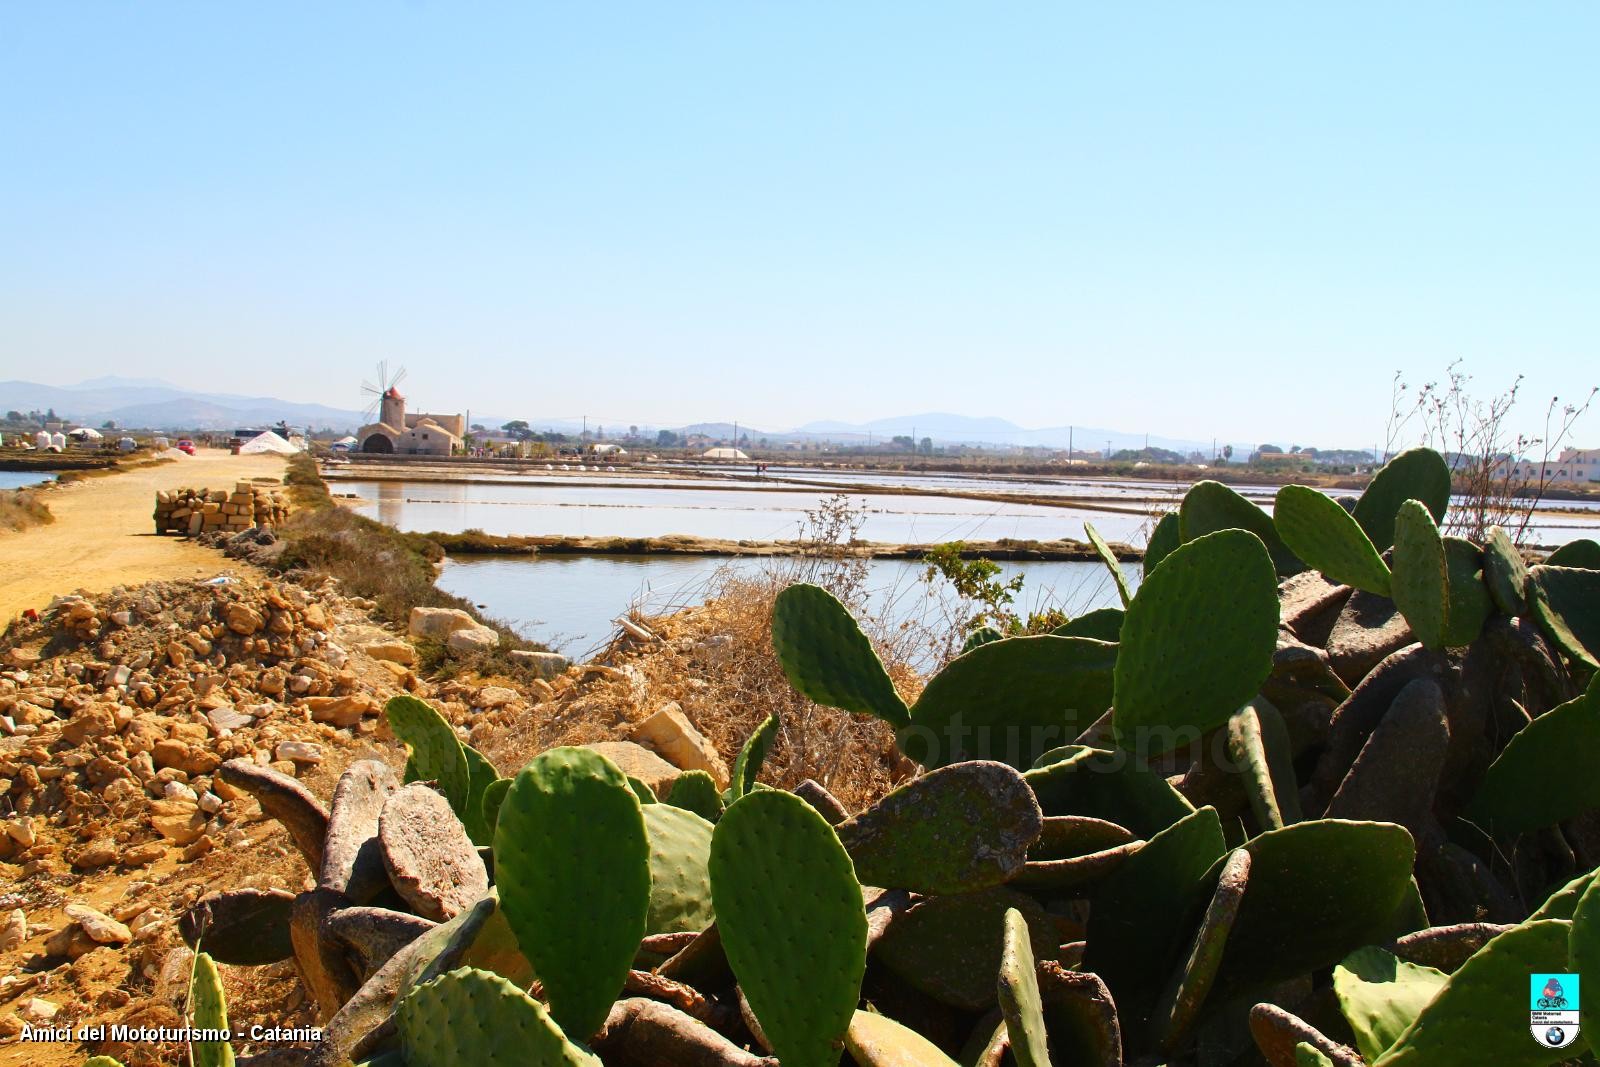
1572,879 -> 1600,1042
642,804 -> 715,935
1179,479 -> 1303,576
1144,511 -> 1181,576
1151,848 -> 1250,1052
386,695 -> 471,821
664,769 -> 724,821
461,742 -> 501,845
1441,537 -> 1492,647
1024,745 -> 1193,837
1545,538 -> 1600,568
179,888 -> 295,965
321,760 -> 399,903
1297,1044 -> 1337,1067
902,635 -> 1117,769
1468,674 -> 1600,835
1390,500 -> 1449,650
1482,525 -> 1529,615
729,713 -> 778,800
1112,529 -> 1279,753
493,747 -> 650,1041
397,967 -> 599,1066
710,789 -> 866,1067
1210,819 -> 1417,1001
770,583 -> 909,727
844,1011 -> 962,1067
1528,564 -> 1600,669
997,908 -> 1051,1067
1226,698 -> 1302,831
480,777 -> 511,835
1274,484 -> 1392,596
1051,606 -> 1123,641
188,951 -> 235,1067
837,760 -> 1043,894
1373,920 -> 1574,1066
963,625 -> 1006,653
379,782 -> 489,922
1353,447 -> 1452,552
876,886 -> 1055,1011
1332,946 -> 1449,1062
1084,521 -> 1134,607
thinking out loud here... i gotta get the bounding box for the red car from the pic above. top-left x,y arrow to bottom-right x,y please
175,439 -> 196,455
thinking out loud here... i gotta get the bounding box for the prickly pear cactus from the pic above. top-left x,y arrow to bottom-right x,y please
386,694 -> 471,822
480,777 -> 511,836
1545,538 -> 1600,568
710,789 -> 867,1067
1332,946 -> 1449,1063
83,1059 -> 126,1067
1528,565 -> 1600,669
1144,510 -> 1181,576
729,714 -> 778,800
397,967 -> 599,1066
902,635 -> 1116,769
1179,479 -> 1303,576
963,625 -> 1006,652
1373,919 -> 1574,1066
1274,484 -> 1392,596
770,583 -> 910,727
1469,675 -> 1600,835
1112,529 -> 1279,753
1227,698 -> 1302,831
1441,536 -> 1492,648
1482,525 -> 1529,615
1352,447 -> 1452,553
664,769 -> 723,821
844,1010 -> 962,1067
493,747 -> 650,1041
1084,521 -> 1133,607
1571,879 -> 1600,1041
997,907 -> 1051,1067
1051,606 -> 1123,641
1297,1044 -> 1337,1067
188,951 -> 235,1067
1025,745 -> 1193,837
642,804 -> 715,935
461,743 -> 501,845
1390,500 -> 1449,650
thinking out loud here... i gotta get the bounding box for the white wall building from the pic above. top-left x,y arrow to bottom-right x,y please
1499,447 -> 1600,486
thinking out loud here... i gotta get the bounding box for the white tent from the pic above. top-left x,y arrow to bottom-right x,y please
68,426 -> 103,441
334,435 -> 358,446
702,447 -> 750,460
239,430 -> 299,455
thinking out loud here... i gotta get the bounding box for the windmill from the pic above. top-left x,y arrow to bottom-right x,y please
360,362 -> 407,425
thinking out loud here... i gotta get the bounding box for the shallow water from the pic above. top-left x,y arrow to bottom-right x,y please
0,471 -> 57,490
438,554 -> 1139,660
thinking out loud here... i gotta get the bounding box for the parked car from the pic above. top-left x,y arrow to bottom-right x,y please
175,439 -> 196,455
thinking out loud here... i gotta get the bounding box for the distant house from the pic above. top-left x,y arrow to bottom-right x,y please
1499,447 -> 1600,486
357,388 -> 463,456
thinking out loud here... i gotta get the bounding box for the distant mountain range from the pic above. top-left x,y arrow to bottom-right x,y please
1,379 -> 1278,456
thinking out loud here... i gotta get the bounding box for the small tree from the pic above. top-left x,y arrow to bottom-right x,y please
501,420 -> 532,441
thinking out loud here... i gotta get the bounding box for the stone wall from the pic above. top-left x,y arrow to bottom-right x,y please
153,481 -> 289,536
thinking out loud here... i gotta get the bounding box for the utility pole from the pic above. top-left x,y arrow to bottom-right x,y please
1069,425 -> 1073,460
582,415 -> 587,439
1106,439 -> 1112,459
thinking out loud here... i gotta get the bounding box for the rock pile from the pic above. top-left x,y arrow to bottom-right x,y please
153,482 -> 289,536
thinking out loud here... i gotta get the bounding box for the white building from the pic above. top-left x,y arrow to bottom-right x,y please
1499,447 -> 1600,486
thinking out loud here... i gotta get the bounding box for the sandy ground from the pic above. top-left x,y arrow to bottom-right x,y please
0,449 -> 288,623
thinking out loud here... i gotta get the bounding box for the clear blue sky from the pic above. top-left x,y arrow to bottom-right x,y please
2,3 -> 1595,447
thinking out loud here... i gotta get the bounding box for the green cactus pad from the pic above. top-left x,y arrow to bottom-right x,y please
386,694 -> 471,821
844,1010 -> 962,1067
1274,484 -> 1392,596
1353,447 -> 1452,552
1572,879 -> 1600,1041
179,888 -> 295,965
461,743 -> 501,846
901,635 -> 1117,769
1151,848 -> 1250,1053
1544,538 -> 1600,569
710,790 -> 866,1067
838,760 -> 1043,894
1532,868 -> 1600,921
83,1060 -> 126,1067
1297,1044 -> 1337,1067
1084,521 -> 1134,607
729,713 -> 778,800
1441,537 -> 1492,647
398,967 -> 598,1067
876,886 -> 1056,1011
770,583 -> 910,727
963,625 -> 1006,653
1024,745 -> 1193,837
1179,479 -> 1303,576
480,778 -> 511,835
188,951 -> 234,1067
1333,946 -> 1449,1063
1051,606 -> 1123,642
1209,819 -> 1417,1002
493,747 -> 650,1041
1468,675 -> 1600,835
1482,526 -> 1529,615
1528,565 -> 1600,669
1390,500 -> 1449,650
642,805 -> 715,935
1112,529 -> 1279,753
997,908 -> 1051,1067
626,775 -> 658,804
1144,511 -> 1181,576
664,769 -> 724,821
1373,920 -> 1574,1066
1029,815 -> 1134,859
1226,698 -> 1302,831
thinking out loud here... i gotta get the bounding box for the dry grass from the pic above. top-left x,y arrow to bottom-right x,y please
0,488 -> 53,532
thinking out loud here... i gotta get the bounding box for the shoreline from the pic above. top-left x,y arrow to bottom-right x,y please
423,530 -> 1144,561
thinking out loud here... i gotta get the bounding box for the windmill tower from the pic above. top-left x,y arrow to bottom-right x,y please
360,362 -> 408,428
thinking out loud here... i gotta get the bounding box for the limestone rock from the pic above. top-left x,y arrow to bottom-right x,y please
582,741 -> 681,796
66,903 -> 132,944
475,685 -> 518,709
304,693 -> 378,727
0,910 -> 26,951
510,649 -> 570,678
408,607 -> 479,640
363,641 -> 416,666
445,626 -> 498,654
631,702 -> 729,789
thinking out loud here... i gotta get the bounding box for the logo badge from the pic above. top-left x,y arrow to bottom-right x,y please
1530,973 -> 1580,1049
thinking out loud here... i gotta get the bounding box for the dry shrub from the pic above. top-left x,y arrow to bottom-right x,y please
0,488 -> 53,531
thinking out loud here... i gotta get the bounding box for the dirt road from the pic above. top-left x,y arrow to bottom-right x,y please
0,449 -> 289,622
